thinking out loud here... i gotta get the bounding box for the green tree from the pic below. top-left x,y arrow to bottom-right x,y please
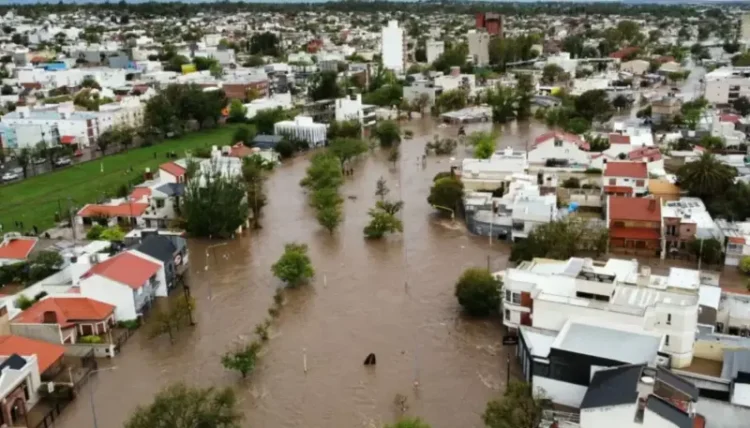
271,243 -> 315,287
435,89 -> 468,113
689,238 -> 723,266
253,107 -> 289,134
541,64 -> 568,85
566,117 -> 591,135
125,383 -> 242,428
385,418 -> 431,428
732,96 -> 750,117
316,204 -> 343,234
486,84 -> 518,123
364,201 -> 403,239
375,176 -> 389,200
86,224 -> 105,240
147,295 -> 196,343
698,135 -> 725,151
676,153 -> 736,200
454,268 -> 500,317
470,132 -> 497,159
301,153 -> 344,190
483,381 -> 546,428
431,43 -> 468,74
427,177 -> 464,215
243,156 -> 268,229
309,70 -> 342,101
373,120 -> 401,148
221,341 -> 261,378
210,63 -> 223,79
233,125 -> 257,146
740,256 -> 750,275
328,120 -> 361,139
193,56 -> 218,71
228,99 -> 247,123
510,217 -> 608,263
250,31 -> 281,57
328,138 -> 368,168
99,226 -> 125,242
575,89 -> 613,122
165,55 -> 190,72
182,168 -> 249,238
515,74 -> 534,120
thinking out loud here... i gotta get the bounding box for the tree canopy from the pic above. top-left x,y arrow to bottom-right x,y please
510,217 -> 608,263
271,243 -> 315,287
455,268 -> 501,317
483,381 -> 547,428
182,167 -> 249,238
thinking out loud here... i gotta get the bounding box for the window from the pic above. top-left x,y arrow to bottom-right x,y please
554,139 -> 562,147
155,199 -> 165,208
635,180 -> 644,187
665,335 -> 670,346
667,314 -> 672,325
504,309 -> 510,320
609,178 -> 616,185
613,221 -> 625,228
505,289 -> 511,301
512,293 -> 521,305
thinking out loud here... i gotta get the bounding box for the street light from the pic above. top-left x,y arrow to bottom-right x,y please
82,366 -> 118,428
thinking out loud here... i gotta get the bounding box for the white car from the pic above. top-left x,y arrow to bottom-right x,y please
1,172 -> 20,182
54,157 -> 71,167
32,158 -> 46,165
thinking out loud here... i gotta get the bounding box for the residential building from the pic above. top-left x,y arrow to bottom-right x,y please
467,30 -> 490,67
10,297 -> 115,345
425,39 -> 444,64
78,251 -> 165,321
516,319 -> 668,408
1,105 -> 99,148
527,131 -> 590,166
652,96 -> 682,124
704,67 -> 750,105
743,13 -> 750,44
620,59 -> 650,75
0,235 -> 37,267
159,161 -> 187,184
434,68 -> 476,94
244,92 -> 293,120
502,257 -> 700,370
94,96 -> 145,133
0,335 -> 66,423
274,115 -> 327,148
716,219 -> 750,266
607,196 -> 662,255
475,12 -> 502,36
402,80 -> 439,108
648,180 -> 681,203
662,198 -> 720,256
0,122 -> 59,150
603,162 -> 649,197
459,147 -> 528,191
76,199 -> 149,229
381,20 -> 405,73
580,364 -> 702,428
334,94 -> 377,128
134,234 -> 188,291
628,147 -> 664,175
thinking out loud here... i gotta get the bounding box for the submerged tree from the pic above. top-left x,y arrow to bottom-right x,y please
271,243 -> 315,287
243,156 -> 268,229
454,268 -> 501,317
125,383 -> 243,428
483,381 -> 547,428
221,341 -> 261,378
364,200 -> 404,239
182,166 -> 249,238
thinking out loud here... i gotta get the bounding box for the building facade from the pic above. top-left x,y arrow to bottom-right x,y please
381,20 -> 405,73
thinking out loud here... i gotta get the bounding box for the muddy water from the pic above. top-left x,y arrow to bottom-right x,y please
55,118 -> 545,428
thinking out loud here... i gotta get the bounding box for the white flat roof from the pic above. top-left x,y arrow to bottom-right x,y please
552,319 -> 662,364
520,326 -> 557,358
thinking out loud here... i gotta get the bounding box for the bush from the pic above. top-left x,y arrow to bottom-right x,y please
454,268 -> 501,317
15,295 -> 33,311
86,224 -> 105,240
584,168 -> 602,175
433,171 -> 453,182
193,147 -> 212,158
79,335 -> 103,344
117,319 -> 141,330
274,140 -> 295,159
740,256 -> 750,275
562,177 -> 581,189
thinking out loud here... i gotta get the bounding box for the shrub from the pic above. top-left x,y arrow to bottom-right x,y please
86,224 -> 105,240
562,177 -> 581,189
740,256 -> 750,275
79,335 -> 103,344
454,268 -> 501,317
584,168 -> 602,175
117,319 -> 141,330
15,295 -> 34,311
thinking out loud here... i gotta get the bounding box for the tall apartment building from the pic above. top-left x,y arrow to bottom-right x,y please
381,20 -> 405,73
467,30 -> 490,66
425,39 -> 444,64
704,67 -> 750,105
475,12 -> 503,36
742,13 -> 750,44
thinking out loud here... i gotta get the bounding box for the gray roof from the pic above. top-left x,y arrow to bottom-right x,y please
580,364 -> 642,409
646,396 -> 692,428
555,322 -> 661,364
136,234 -> 177,264
155,182 -> 185,197
721,349 -> 750,381
656,367 -> 699,400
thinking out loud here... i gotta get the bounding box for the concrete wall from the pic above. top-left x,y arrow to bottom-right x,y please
693,338 -> 727,362
10,323 -> 62,344
64,343 -> 116,358
581,403 -> 637,428
534,375 -> 588,408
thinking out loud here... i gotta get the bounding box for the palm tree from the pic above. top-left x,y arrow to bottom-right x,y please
677,153 -> 736,200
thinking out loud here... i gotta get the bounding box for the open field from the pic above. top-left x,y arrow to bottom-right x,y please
0,126 -> 237,233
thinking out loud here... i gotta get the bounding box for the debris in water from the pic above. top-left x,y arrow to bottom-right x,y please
363,353 -> 376,365
394,393 -> 408,412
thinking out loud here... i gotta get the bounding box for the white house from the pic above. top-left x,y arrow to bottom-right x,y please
500,257 -> 701,369
78,251 -> 164,321
334,94 -> 377,127
244,92 -> 293,120
459,147 -> 529,191
2,105 -> 100,148
425,39 -> 444,64
527,131 -> 590,166
95,96 -> 145,133
274,115 -> 327,147
603,161 -> 649,196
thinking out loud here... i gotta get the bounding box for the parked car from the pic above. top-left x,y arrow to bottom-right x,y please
10,167 -> 22,175
54,157 -> 71,167
32,158 -> 46,165
1,172 -> 20,182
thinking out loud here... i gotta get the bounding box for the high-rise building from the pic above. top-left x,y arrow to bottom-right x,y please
381,20 -> 405,73
475,12 -> 503,37
742,13 -> 750,44
425,39 -> 444,64
467,30 -> 490,66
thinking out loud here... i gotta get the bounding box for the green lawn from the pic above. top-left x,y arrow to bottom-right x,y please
0,126 -> 237,233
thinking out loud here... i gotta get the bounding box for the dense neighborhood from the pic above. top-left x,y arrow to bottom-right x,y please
0,1 -> 750,428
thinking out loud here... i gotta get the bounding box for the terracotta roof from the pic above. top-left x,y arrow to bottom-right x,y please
604,186 -> 633,194
610,227 -> 661,240
60,135 -> 76,144
159,162 -> 186,177
609,196 -> 661,222
610,47 -> 639,59
81,252 -> 160,289
720,114 -> 741,124
130,187 -> 152,201
229,143 -> 255,158
0,237 -> 37,261
0,335 -> 65,373
533,131 -> 590,150
648,180 -> 681,195
604,162 -> 648,178
728,236 -> 746,244
628,147 -> 662,162
77,202 -> 149,218
609,133 -> 631,145
12,297 -> 115,327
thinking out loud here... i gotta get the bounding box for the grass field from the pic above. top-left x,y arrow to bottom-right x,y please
0,126 -> 237,233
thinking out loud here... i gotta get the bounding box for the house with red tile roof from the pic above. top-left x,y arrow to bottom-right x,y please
78,251 -> 165,321
75,201 -> 149,229
0,335 -> 66,415
159,161 -> 187,183
607,196 -> 662,256
603,162 -> 649,197
11,297 -> 115,346
528,131 -> 591,166
0,235 -> 38,267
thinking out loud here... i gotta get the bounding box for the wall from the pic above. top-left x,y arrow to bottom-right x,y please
79,276 -> 137,321
10,323 -> 62,344
580,403 -> 637,428
64,343 -> 116,358
604,176 -> 648,195
534,376 -> 588,408
381,21 -> 404,72
693,338 -> 725,362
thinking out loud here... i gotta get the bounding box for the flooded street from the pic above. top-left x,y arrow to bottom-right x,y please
55,118 -> 545,428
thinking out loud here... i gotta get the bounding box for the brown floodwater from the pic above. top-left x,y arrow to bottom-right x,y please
54,118 -> 546,428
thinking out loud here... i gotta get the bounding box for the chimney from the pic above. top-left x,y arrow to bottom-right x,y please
450,66 -> 460,77
42,311 -> 58,324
